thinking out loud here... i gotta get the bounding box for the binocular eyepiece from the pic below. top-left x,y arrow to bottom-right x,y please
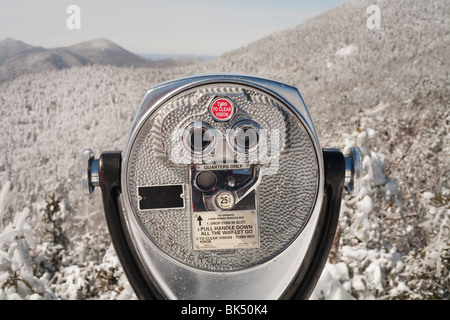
82,74 -> 361,300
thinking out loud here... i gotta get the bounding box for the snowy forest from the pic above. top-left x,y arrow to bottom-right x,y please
0,0 -> 448,300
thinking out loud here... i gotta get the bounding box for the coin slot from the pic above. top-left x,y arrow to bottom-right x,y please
196,171 -> 217,191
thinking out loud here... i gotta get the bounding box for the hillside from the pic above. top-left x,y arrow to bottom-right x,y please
65,38 -> 151,68
0,38 -> 204,83
0,0 -> 448,300
0,38 -> 44,63
199,0 -> 449,137
0,38 -> 152,83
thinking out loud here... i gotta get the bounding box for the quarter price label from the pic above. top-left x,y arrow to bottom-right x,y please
193,211 -> 259,250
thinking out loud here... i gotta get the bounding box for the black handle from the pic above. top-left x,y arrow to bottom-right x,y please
99,151 -> 163,300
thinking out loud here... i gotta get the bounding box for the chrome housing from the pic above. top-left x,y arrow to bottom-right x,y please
120,74 -> 324,299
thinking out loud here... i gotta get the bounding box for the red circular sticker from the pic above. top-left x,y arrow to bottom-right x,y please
210,98 -> 235,121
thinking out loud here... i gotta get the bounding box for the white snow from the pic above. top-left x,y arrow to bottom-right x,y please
310,264 -> 355,300
335,44 -> 358,57
0,0 -> 448,300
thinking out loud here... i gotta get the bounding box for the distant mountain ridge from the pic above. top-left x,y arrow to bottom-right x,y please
0,38 -> 203,82
0,38 -> 45,63
140,53 -> 215,61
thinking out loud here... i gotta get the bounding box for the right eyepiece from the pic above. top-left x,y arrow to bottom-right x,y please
229,120 -> 261,153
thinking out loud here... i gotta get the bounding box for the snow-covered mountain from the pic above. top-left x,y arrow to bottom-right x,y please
0,38 -> 152,82
0,38 -> 44,63
0,38 -> 203,83
0,0 -> 448,300
63,38 -> 151,68
198,0 -> 449,140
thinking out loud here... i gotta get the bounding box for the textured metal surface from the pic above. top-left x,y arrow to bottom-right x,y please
126,83 -> 319,271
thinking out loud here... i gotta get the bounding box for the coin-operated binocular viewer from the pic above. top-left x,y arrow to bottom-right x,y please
81,74 -> 361,300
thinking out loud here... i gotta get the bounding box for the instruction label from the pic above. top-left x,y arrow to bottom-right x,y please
192,211 -> 259,250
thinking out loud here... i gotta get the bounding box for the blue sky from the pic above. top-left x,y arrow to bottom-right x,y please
0,0 -> 348,56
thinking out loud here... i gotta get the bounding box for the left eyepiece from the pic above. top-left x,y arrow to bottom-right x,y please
182,121 -> 216,154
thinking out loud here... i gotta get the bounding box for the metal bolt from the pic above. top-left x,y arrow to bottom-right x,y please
344,146 -> 362,194
81,149 -> 99,195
